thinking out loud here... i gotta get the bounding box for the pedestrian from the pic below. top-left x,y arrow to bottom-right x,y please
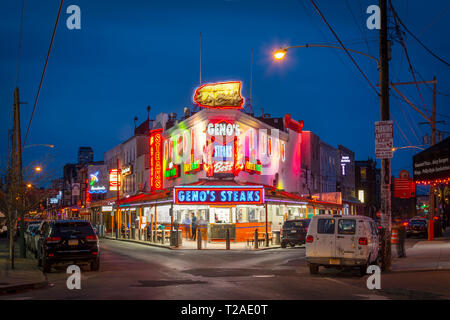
191,214 -> 197,240
397,221 -> 406,258
183,215 -> 191,239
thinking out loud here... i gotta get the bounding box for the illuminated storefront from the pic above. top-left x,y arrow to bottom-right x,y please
112,81 -> 343,242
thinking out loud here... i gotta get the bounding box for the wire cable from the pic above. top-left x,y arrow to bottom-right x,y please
23,0 -> 64,148
389,0 -> 430,119
389,0 -> 450,67
308,0 -> 380,97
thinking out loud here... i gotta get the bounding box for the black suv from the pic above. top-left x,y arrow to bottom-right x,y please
37,220 -> 100,272
281,219 -> 310,248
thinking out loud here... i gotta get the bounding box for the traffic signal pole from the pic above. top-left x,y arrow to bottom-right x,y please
379,0 -> 392,271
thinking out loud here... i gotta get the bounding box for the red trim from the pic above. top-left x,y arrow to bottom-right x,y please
284,114 -> 304,133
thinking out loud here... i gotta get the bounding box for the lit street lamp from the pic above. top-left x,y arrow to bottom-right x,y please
273,44 -> 380,68
23,144 -> 54,149
35,166 -> 42,173
392,145 -> 425,152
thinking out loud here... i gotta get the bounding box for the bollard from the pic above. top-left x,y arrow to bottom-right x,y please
265,232 -> 269,247
226,229 -> 230,250
254,229 -> 258,249
197,229 -> 202,250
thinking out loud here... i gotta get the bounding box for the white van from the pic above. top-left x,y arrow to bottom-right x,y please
305,215 -> 379,275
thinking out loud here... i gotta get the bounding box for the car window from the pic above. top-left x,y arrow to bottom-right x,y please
50,222 -> 95,237
410,220 -> 426,226
284,220 -> 309,228
317,218 -> 335,234
338,219 -> 356,235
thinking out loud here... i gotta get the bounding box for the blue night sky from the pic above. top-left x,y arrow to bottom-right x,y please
1,0 -> 449,189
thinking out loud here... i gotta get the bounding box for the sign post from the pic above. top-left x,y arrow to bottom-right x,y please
375,120 -> 393,271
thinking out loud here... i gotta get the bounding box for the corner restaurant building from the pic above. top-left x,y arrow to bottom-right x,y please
106,82 -> 343,241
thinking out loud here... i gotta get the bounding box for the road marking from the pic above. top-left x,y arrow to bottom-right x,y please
353,294 -> 390,300
252,275 -> 275,278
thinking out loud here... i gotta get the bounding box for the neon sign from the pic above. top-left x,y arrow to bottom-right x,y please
184,160 -> 202,174
174,186 -> 264,205
122,165 -> 133,176
164,162 -> 180,179
109,169 -> 121,191
193,81 -> 245,109
207,122 -> 241,136
340,156 -> 351,175
150,129 -> 163,191
244,158 -> 262,175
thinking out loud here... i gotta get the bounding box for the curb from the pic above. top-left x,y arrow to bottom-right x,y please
389,267 -> 450,274
103,237 -> 283,251
0,279 -> 48,295
104,237 -> 173,250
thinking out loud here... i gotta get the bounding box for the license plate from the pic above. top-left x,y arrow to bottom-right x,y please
329,258 -> 340,265
68,239 -> 78,246
291,230 -> 296,233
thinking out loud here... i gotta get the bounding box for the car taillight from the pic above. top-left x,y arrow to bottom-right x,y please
359,237 -> 368,245
46,237 -> 61,244
306,235 -> 314,243
86,235 -> 98,242
92,251 -> 98,255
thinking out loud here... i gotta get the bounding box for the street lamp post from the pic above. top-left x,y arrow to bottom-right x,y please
274,44 -> 380,68
272,0 -> 392,270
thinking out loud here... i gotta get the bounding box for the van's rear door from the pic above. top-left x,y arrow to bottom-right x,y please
315,218 -> 336,258
335,218 -> 357,259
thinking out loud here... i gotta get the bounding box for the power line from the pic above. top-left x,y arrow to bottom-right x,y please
391,114 -> 412,147
308,0 -> 380,97
413,68 -> 450,99
417,2 -> 450,37
345,0 -> 371,54
389,0 -> 430,119
389,0 -> 450,67
23,0 -> 64,148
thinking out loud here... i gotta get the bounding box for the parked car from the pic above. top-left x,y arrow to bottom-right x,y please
406,218 -> 428,238
305,215 -> 379,276
37,220 -> 100,273
281,219 -> 310,248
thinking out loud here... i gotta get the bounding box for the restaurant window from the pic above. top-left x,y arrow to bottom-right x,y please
237,208 -> 248,223
360,167 -> 367,181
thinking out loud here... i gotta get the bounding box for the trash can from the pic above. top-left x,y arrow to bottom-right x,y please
170,230 -> 183,246
272,231 -> 281,245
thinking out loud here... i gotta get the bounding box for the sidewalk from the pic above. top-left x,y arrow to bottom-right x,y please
104,235 -> 281,250
391,228 -> 450,273
0,239 -> 48,295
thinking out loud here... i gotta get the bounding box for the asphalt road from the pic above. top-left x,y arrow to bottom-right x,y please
2,238 -> 450,300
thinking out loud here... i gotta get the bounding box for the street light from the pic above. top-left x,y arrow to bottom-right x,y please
273,44 -> 380,68
35,166 -> 42,173
274,48 -> 287,60
26,183 -> 32,188
392,145 -> 425,152
23,144 -> 54,149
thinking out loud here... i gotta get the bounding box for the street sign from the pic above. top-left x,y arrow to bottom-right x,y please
375,120 -> 393,159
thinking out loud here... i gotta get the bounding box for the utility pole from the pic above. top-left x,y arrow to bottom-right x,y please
379,0 -> 392,271
429,75 -> 437,239
116,158 -> 120,239
14,88 -> 26,258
